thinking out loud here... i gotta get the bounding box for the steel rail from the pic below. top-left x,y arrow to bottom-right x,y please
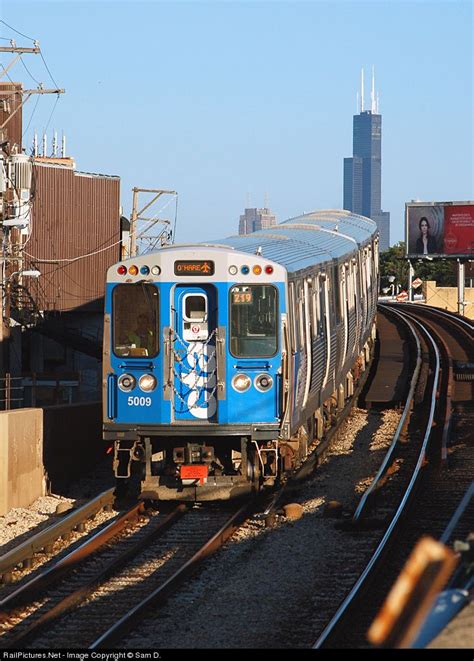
313,311 -> 441,649
0,500 -> 145,610
352,305 -> 422,522
0,488 -> 115,582
3,505 -> 187,649
397,302 -> 474,335
440,482 -> 474,545
90,500 -> 253,649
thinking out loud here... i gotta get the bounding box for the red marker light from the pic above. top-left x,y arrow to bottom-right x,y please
265,265 -> 274,275
117,265 -> 127,275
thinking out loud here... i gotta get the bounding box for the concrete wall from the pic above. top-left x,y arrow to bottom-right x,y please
0,409 -> 45,516
423,281 -> 474,319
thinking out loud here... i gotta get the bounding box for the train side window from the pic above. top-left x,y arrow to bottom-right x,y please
289,282 -> 297,352
113,283 -> 159,357
319,278 -> 325,335
298,284 -> 304,350
333,266 -> 341,323
311,278 -> 318,337
339,266 -> 345,320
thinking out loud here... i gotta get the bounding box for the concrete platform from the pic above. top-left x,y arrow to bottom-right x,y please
0,409 -> 45,516
363,310 -> 411,408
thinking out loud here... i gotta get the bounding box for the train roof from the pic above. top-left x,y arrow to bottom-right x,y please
213,210 -> 377,273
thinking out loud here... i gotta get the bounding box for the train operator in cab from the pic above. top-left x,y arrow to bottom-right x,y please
125,313 -> 155,355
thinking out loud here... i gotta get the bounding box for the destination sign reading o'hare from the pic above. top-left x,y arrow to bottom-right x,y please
174,260 -> 215,276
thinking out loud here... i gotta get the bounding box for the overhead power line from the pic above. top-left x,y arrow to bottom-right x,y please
0,19 -> 35,42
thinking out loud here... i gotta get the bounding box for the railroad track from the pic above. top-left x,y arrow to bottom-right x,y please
0,499 -> 251,648
0,341 -> 375,650
313,304 -> 473,649
0,488 -> 116,586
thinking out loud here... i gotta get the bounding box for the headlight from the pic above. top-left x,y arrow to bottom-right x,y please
118,373 -> 136,392
254,373 -> 273,392
139,373 -> 157,392
232,373 -> 251,392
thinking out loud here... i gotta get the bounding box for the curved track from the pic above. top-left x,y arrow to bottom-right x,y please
313,304 -> 473,649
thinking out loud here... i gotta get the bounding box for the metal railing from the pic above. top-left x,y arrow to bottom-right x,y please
0,374 -> 24,409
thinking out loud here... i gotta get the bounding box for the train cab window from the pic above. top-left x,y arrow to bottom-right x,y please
113,283 -> 159,357
230,284 -> 278,357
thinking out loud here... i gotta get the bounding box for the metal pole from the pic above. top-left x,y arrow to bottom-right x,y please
457,260 -> 465,316
408,260 -> 414,302
130,188 -> 139,258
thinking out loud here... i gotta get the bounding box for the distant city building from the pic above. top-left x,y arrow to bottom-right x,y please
239,207 -> 277,235
343,68 -> 390,251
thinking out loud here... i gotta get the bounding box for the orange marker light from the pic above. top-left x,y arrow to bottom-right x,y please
253,265 -> 262,275
129,265 -> 139,276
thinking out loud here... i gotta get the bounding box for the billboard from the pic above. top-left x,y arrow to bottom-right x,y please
406,201 -> 474,257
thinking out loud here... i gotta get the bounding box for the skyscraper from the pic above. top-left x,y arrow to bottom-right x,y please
238,207 -> 277,235
343,68 -> 390,251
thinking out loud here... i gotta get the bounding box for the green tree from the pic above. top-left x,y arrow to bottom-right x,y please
380,242 -> 409,291
380,241 -> 457,291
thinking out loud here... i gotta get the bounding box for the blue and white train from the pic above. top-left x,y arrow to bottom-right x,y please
103,210 -> 379,500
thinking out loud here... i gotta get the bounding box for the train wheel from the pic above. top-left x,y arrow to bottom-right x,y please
114,478 -> 129,500
246,446 -> 261,489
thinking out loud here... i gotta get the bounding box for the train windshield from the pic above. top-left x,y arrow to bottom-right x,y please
113,283 -> 159,357
230,285 -> 278,357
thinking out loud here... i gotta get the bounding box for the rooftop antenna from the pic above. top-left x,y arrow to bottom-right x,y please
61,131 -> 66,157
371,66 -> 376,113
264,191 -> 269,210
376,91 -> 380,114
52,130 -> 58,157
356,91 -> 359,114
42,132 -> 47,157
360,67 -> 364,112
33,132 -> 38,157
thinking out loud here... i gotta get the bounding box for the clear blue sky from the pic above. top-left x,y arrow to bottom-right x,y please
2,0 -> 473,245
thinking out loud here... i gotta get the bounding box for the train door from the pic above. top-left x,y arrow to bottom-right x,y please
171,284 -> 218,422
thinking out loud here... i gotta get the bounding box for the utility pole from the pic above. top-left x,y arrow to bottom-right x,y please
408,260 -> 414,302
128,188 -> 177,258
0,40 -> 64,376
457,259 -> 465,316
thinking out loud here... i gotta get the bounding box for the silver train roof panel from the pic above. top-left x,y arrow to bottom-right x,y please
214,210 -> 377,273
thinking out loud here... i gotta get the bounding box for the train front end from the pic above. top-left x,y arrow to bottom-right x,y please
103,246 -> 287,500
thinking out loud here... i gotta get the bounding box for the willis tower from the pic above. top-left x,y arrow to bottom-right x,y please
343,68 -> 390,251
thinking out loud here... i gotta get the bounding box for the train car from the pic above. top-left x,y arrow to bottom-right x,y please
103,209 -> 379,500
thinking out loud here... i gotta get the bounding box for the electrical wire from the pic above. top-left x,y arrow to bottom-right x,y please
22,93 -> 40,139
25,233 -> 125,264
19,54 -> 41,86
42,93 -> 59,135
39,51 -> 59,89
0,20 -> 35,42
